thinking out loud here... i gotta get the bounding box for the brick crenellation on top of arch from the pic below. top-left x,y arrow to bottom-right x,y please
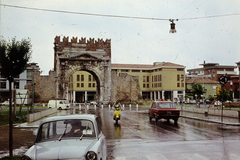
54,36 -> 111,54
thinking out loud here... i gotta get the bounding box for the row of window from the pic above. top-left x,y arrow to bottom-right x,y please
115,68 -> 184,73
0,81 -> 20,89
76,83 -> 96,88
76,75 -> 96,82
177,75 -> 184,81
143,82 -> 184,88
144,74 -> 185,83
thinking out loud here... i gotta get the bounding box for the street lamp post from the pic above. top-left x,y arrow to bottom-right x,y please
30,62 -> 37,113
236,61 -> 240,103
180,76 -> 184,106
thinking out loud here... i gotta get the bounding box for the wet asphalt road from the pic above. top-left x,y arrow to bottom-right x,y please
6,105 -> 240,159
62,105 -> 240,160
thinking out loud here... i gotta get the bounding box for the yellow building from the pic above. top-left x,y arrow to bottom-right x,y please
69,62 -> 185,102
69,71 -> 97,103
111,62 -> 185,101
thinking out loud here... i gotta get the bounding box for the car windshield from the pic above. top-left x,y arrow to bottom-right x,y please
64,101 -> 69,104
157,103 -> 176,108
36,119 -> 96,142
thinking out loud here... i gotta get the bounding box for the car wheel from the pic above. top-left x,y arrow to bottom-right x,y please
58,107 -> 62,110
155,116 -> 158,123
149,116 -> 152,121
174,118 -> 178,123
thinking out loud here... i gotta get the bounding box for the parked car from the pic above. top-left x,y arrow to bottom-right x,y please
90,101 -> 97,105
1,100 -> 14,106
149,101 -> 180,123
21,114 -> 107,160
189,100 -> 196,104
214,101 -> 222,107
48,99 -> 70,110
205,99 -> 212,104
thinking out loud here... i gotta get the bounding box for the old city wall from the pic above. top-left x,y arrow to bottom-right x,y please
27,70 -> 143,104
25,70 -> 56,103
111,71 -> 142,103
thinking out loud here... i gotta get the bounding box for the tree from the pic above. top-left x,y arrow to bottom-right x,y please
216,87 -> 232,102
191,83 -> 204,100
0,37 -> 31,158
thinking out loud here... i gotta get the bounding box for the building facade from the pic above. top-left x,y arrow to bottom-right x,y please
67,62 -> 185,102
111,62 -> 185,101
187,62 -> 238,99
0,63 -> 39,104
69,71 -> 97,103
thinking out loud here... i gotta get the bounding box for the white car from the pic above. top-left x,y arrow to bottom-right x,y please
47,99 -> 70,110
1,100 -> 14,106
90,101 -> 97,105
21,114 -> 107,160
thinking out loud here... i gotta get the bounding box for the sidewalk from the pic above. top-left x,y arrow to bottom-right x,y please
180,106 -> 240,126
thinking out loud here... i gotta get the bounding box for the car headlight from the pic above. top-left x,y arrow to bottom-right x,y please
21,155 -> 31,160
86,151 -> 97,160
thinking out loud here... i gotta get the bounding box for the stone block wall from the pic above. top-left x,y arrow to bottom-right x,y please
26,70 -> 143,104
111,71 -> 142,103
25,70 -> 56,103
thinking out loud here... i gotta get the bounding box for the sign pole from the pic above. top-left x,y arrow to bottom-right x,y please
218,76 -> 228,123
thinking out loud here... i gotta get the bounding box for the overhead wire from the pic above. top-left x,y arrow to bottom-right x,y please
0,3 -> 240,21
180,0 -> 207,19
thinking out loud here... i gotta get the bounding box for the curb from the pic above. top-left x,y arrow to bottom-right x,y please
180,115 -> 240,126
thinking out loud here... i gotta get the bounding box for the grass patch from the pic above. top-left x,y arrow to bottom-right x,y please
0,110 -> 37,126
1,106 -> 48,110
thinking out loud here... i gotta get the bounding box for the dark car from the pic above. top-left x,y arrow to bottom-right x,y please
149,101 -> 180,123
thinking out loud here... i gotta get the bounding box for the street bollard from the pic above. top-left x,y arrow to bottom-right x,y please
79,104 -> 81,110
109,104 -> 111,110
94,105 -> 96,110
129,104 -> 131,110
136,104 -> 138,111
73,108 -> 75,114
87,105 -> 89,110
123,104 -> 125,110
101,105 -> 103,110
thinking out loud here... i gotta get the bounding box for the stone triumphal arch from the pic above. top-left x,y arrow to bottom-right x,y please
54,36 -> 111,104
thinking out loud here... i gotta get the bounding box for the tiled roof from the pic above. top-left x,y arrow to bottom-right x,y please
111,62 -> 184,69
185,78 -> 219,84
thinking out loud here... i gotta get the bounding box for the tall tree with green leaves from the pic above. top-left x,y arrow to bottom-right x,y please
0,37 -> 31,158
191,83 -> 204,100
216,87 -> 232,102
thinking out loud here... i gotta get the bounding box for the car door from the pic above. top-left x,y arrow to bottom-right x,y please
95,117 -> 107,159
149,102 -> 156,117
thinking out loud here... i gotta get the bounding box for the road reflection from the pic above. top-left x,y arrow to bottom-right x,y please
114,124 -> 122,139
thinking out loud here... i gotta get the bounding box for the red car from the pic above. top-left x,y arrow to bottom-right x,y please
149,101 -> 180,123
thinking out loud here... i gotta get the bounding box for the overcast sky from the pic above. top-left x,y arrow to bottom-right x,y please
1,0 -> 240,75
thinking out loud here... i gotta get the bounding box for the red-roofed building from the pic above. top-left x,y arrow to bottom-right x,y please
186,61 -> 239,99
111,62 -> 185,101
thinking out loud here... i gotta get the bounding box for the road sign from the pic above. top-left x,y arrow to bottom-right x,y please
219,76 -> 228,84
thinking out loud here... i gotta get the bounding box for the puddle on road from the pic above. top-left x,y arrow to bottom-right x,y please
0,146 -> 29,158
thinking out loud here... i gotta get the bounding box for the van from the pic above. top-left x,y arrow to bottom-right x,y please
48,99 -> 70,110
